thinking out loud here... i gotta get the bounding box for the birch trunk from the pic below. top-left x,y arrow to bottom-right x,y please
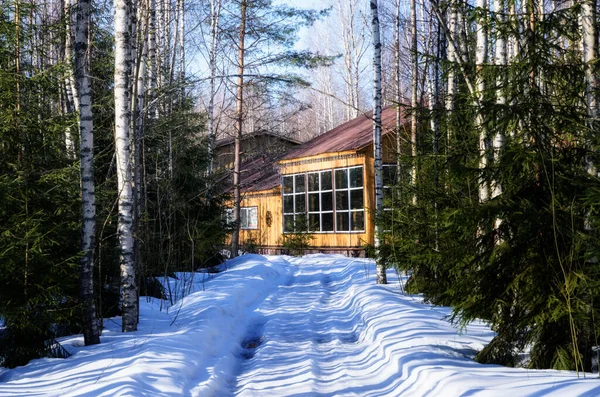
410,0 -> 418,204
230,0 -> 247,258
73,0 -> 100,346
371,0 -> 386,285
582,0 -> 598,129
492,0 -> 507,200
476,0 -> 489,203
114,0 -> 137,332
446,0 -> 458,148
64,0 -> 77,158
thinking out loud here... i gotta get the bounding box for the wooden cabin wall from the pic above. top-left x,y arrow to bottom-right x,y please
239,190 -> 282,248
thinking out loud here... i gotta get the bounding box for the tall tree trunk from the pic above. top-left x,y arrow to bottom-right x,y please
148,0 -> 157,119
492,0 -> 507,201
446,0 -> 458,149
73,0 -> 100,346
582,0 -> 598,130
410,0 -> 418,204
476,0 -> 489,203
177,0 -> 185,102
208,0 -> 221,174
395,0 -> 402,169
114,0 -> 137,332
371,0 -> 386,285
230,0 -> 247,258
64,0 -> 77,158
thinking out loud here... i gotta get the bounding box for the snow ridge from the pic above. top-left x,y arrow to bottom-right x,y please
1,254 -> 599,396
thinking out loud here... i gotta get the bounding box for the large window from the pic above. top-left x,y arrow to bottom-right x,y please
335,166 -> 364,231
283,166 -> 364,233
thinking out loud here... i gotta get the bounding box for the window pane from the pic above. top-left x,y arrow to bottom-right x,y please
322,213 -> 334,232
308,173 -> 319,192
336,191 -> 348,210
248,208 -> 258,228
351,211 -> 365,231
336,211 -> 349,231
308,214 -> 320,231
321,192 -> 333,211
283,176 -> 293,194
283,195 -> 294,213
308,193 -> 319,212
295,193 -> 306,213
241,209 -> 248,228
284,215 -> 294,232
335,169 -> 347,189
321,171 -> 332,190
383,165 -> 397,186
295,174 -> 305,192
296,214 -> 307,230
350,167 -> 363,188
383,187 -> 393,204
350,189 -> 364,210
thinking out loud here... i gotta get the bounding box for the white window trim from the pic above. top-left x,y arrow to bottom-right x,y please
240,206 -> 258,230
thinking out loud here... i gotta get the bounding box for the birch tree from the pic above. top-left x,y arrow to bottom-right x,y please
476,0 -> 489,203
410,0 -> 418,203
371,0 -> 386,285
73,0 -> 100,345
114,0 -> 137,332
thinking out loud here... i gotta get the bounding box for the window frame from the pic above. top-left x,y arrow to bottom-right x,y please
282,165 -> 365,234
306,170 -> 334,233
240,206 -> 258,230
334,165 -> 365,233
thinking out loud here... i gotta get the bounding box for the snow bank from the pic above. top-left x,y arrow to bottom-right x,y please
0,253 -> 599,396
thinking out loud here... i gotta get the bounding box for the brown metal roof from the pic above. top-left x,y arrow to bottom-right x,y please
218,153 -> 282,194
281,106 -> 400,161
221,106 -> 402,194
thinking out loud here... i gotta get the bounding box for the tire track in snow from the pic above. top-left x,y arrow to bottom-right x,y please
234,255 -> 368,396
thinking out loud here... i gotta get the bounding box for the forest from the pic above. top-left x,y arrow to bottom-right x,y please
1,0 -> 600,377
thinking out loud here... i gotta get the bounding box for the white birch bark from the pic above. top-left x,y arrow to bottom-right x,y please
114,0 -> 137,332
73,0 -> 100,346
476,0 -> 489,203
582,0 -> 598,126
371,0 -> 386,285
410,0 -> 418,204
492,0 -> 507,200
446,0 -> 458,148
64,0 -> 77,158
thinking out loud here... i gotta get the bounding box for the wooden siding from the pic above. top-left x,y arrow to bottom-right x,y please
239,189 -> 282,247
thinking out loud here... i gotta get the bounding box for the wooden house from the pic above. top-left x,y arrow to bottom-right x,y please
233,106 -> 402,256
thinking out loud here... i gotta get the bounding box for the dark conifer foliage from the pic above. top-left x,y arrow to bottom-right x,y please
383,1 -> 600,371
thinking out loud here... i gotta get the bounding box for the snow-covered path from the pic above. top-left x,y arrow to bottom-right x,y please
1,254 -> 599,396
